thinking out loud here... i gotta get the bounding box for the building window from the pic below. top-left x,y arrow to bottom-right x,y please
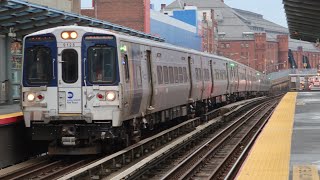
226,43 -> 230,48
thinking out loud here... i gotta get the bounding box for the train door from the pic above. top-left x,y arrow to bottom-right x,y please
200,57 -> 205,99
57,46 -> 82,114
210,60 -> 214,94
236,66 -> 239,92
146,49 -> 155,111
244,68 -> 248,91
188,56 -> 193,100
226,63 -> 230,94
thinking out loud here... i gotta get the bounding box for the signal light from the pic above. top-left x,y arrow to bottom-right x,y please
37,94 -> 44,101
97,93 -> 104,100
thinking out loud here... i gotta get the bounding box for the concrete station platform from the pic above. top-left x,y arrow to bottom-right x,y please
236,92 -> 320,180
0,104 -> 23,125
0,104 -> 28,168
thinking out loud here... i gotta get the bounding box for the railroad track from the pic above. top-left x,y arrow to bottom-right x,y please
161,98 -> 279,180
58,96 -> 276,180
1,96 -> 278,180
105,96 -> 280,180
0,156 -> 96,180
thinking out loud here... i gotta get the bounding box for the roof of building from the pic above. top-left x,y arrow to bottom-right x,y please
165,0 -> 320,52
0,0 -> 163,41
289,39 -> 320,53
283,0 -> 320,42
165,0 -> 289,41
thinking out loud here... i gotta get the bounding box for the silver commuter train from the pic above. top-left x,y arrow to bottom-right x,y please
21,26 -> 270,154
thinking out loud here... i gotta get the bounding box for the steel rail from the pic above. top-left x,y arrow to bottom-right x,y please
207,100 -> 279,179
59,97 -> 266,180
161,99 -> 274,180
224,106 -> 276,180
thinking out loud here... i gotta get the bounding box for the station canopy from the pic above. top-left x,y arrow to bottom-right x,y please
0,0 -> 164,41
283,0 -> 320,42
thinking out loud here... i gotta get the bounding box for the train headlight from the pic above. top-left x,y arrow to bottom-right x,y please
106,91 -> 116,101
61,32 -> 69,39
27,93 -> 35,102
70,32 -> 78,39
61,31 -> 78,39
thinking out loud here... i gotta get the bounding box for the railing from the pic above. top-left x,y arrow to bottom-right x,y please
268,68 -> 317,80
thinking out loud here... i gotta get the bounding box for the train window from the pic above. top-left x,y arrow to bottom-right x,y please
62,49 -> 78,83
199,69 -> 203,80
179,67 -> 183,83
215,70 -> 218,80
157,66 -> 163,84
25,46 -> 52,85
195,68 -> 199,81
174,67 -> 178,83
163,66 -> 169,84
137,65 -> 142,87
169,67 -> 174,83
123,54 -> 130,82
183,67 -> 188,82
206,69 -> 210,81
88,47 -> 116,83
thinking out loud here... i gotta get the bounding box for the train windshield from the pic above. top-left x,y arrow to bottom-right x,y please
88,46 -> 116,84
25,46 -> 52,84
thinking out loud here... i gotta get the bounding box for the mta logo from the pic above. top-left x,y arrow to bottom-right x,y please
67,92 -> 74,99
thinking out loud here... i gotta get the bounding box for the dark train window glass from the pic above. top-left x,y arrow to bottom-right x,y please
25,47 -> 52,84
174,67 -> 178,83
137,65 -> 142,87
169,67 -> 174,83
179,67 -> 183,83
216,70 -> 220,80
88,47 -> 116,83
163,66 -> 169,84
199,69 -> 203,80
204,69 -> 209,81
195,68 -> 199,81
123,54 -> 130,81
157,66 -> 163,84
62,49 -> 78,83
183,67 -> 188,82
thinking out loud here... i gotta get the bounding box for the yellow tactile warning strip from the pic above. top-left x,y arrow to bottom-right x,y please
293,165 -> 319,180
236,92 -> 298,180
0,112 -> 23,119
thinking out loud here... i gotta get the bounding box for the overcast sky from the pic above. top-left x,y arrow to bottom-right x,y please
81,0 -> 287,28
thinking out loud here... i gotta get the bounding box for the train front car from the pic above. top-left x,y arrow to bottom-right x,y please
21,26 -> 122,154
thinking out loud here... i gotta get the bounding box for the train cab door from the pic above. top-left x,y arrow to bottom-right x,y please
57,46 -> 82,114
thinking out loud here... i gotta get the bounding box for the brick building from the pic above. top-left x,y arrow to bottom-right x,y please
166,0 -> 320,73
80,0 -> 320,73
81,0 -> 150,33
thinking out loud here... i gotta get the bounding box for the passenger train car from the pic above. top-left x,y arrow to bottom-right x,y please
21,26 -> 270,154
